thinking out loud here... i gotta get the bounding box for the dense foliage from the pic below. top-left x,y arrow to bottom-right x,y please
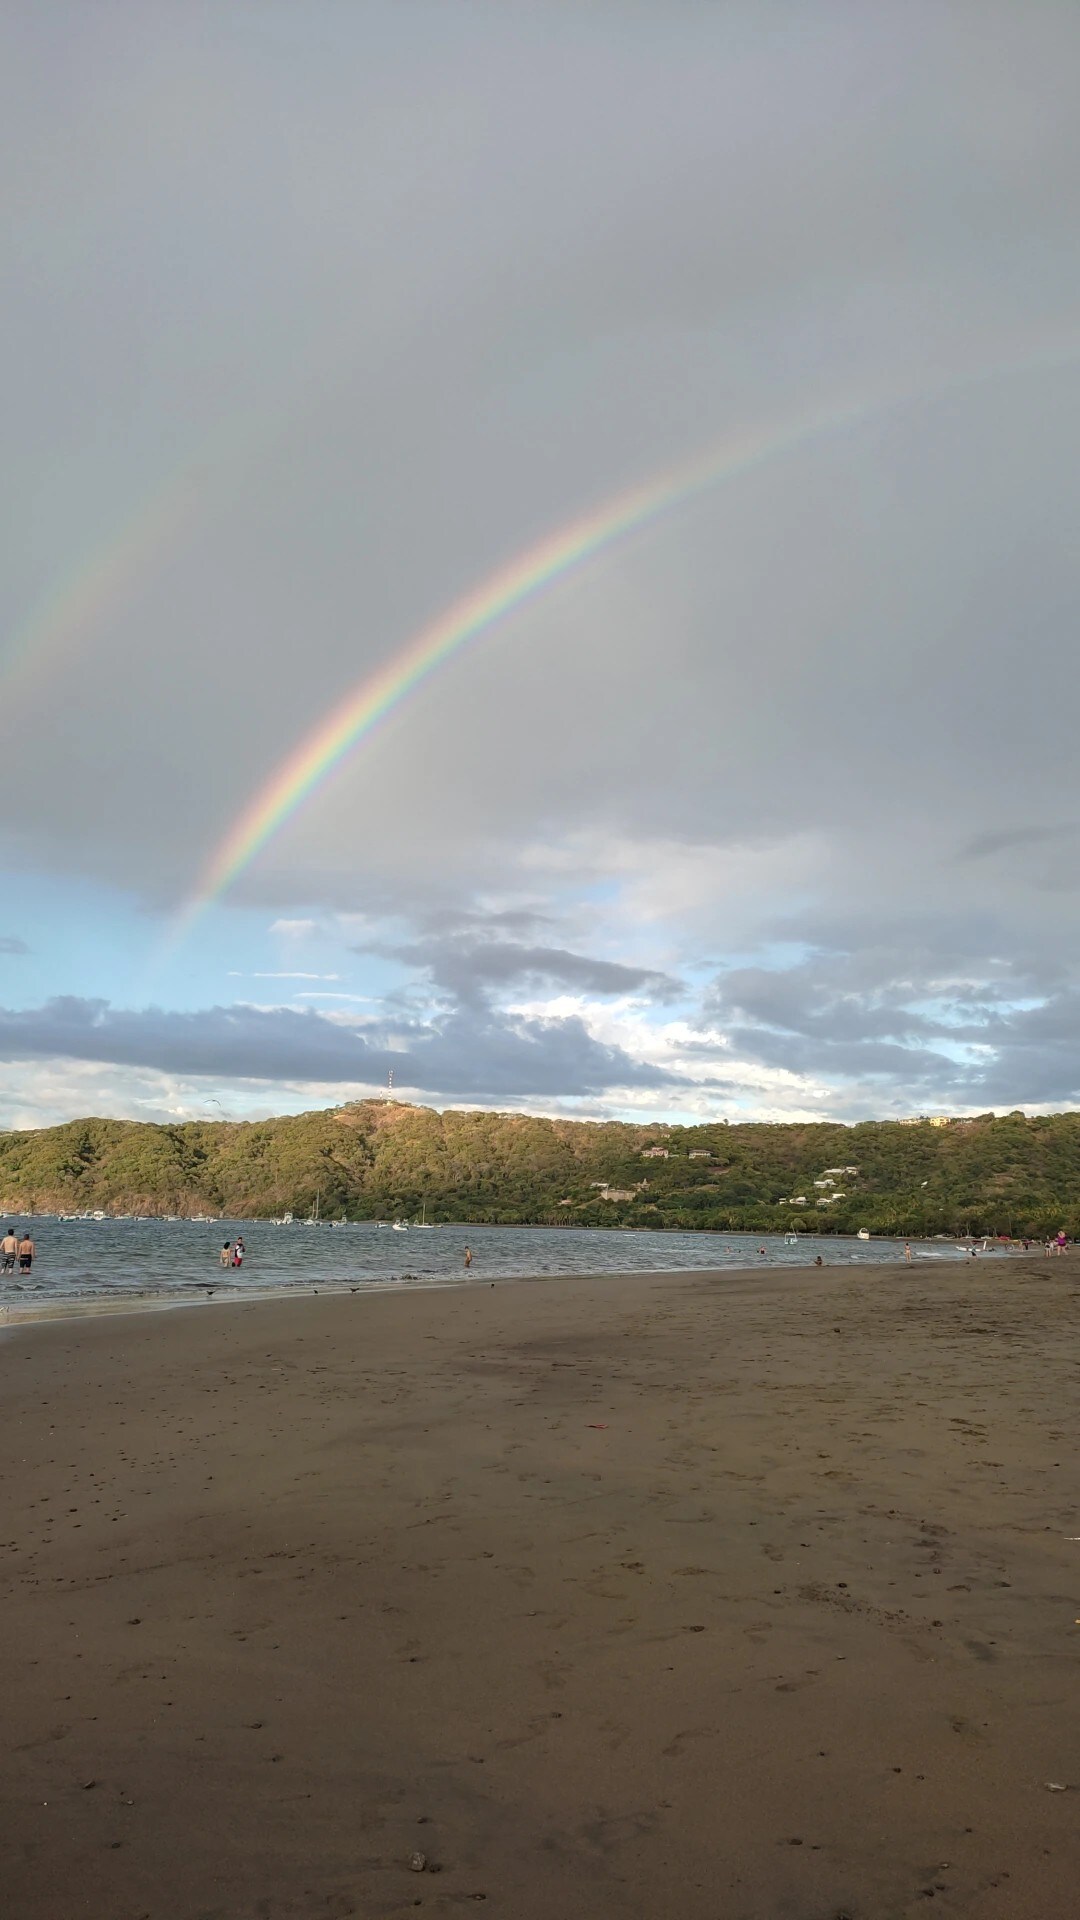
1,1101 -> 1078,1236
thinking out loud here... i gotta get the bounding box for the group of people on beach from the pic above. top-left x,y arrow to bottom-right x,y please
1,1226 -> 34,1274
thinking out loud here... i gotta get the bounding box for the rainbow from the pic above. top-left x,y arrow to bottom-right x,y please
177,333 -> 1080,934
2,388 -> 289,709
2,470 -> 202,703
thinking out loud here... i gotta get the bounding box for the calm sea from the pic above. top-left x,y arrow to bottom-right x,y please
0,1216 -> 994,1310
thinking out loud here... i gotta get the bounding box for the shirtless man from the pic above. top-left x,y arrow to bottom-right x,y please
17,1231 -> 34,1275
1,1227 -> 17,1273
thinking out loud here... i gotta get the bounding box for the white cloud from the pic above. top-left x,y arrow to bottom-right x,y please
294,990 -> 374,1001
229,970 -> 341,980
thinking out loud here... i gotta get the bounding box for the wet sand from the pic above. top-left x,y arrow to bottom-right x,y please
2,1257 -> 1078,1919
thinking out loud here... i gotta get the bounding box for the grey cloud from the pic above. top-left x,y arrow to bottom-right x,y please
0,937 -> 29,955
3,5 -> 1080,1126
713,964 -> 942,1043
361,937 -> 681,1005
761,907 -> 1077,1001
4,2 -> 1080,922
412,907 -> 555,938
708,907 -> 1080,1110
959,826 -> 1074,861
0,997 -> 678,1100
945,992 -> 1080,1106
727,1023 -> 964,1087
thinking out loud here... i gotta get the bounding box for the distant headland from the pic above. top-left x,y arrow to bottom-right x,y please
1,1100 -> 1076,1238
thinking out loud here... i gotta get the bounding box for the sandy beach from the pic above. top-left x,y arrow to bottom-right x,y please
2,1256 -> 1078,1919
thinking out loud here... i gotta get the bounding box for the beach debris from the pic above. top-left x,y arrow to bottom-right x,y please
81,1779 -> 97,1790
1045,1781 -> 1069,1791
409,1850 -> 428,1872
587,1422 -> 609,1429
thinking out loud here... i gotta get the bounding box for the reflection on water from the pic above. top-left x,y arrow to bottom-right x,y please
0,1216 -> 997,1308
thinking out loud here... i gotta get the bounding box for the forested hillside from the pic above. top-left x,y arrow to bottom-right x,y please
1,1101 -> 1078,1236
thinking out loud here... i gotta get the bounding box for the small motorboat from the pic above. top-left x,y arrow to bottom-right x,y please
857,1228 -> 871,1240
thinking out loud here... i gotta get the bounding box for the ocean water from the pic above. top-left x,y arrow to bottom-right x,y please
0,1216 -> 998,1310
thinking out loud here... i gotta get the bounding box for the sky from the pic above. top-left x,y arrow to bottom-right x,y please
2,1 -> 1080,1133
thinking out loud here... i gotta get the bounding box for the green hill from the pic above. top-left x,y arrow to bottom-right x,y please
1,1101 -> 1077,1236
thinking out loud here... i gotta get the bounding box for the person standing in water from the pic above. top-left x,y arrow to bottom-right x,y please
232,1239 -> 244,1268
17,1230 -> 34,1275
463,1245 -> 473,1269
1,1226 -> 17,1273
904,1241 -> 913,1262
220,1241 -> 232,1268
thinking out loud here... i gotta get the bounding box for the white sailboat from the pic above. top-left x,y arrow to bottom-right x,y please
413,1202 -> 434,1230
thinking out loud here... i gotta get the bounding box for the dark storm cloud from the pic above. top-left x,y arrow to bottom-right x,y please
959,825 -> 1075,861
0,937 -> 28,955
4,0 -> 1080,919
707,907 -> 1080,1109
3,4 -> 1080,1123
361,936 -> 680,1005
726,1024 -> 963,1086
0,997 -> 678,1099
759,906 -> 1075,1001
713,965 -> 942,1043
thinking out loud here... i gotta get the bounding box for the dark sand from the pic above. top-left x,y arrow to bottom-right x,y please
2,1257 -> 1078,1919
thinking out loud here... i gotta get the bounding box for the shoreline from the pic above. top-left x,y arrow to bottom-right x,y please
0,1235 -> 1018,1332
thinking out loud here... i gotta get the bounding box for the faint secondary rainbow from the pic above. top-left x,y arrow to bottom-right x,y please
2,379 -> 307,709
2,470 -> 203,705
178,333 -> 1080,938
1,398 -> 275,708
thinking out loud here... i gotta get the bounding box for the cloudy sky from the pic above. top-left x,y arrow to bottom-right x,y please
2,1 -> 1079,1132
